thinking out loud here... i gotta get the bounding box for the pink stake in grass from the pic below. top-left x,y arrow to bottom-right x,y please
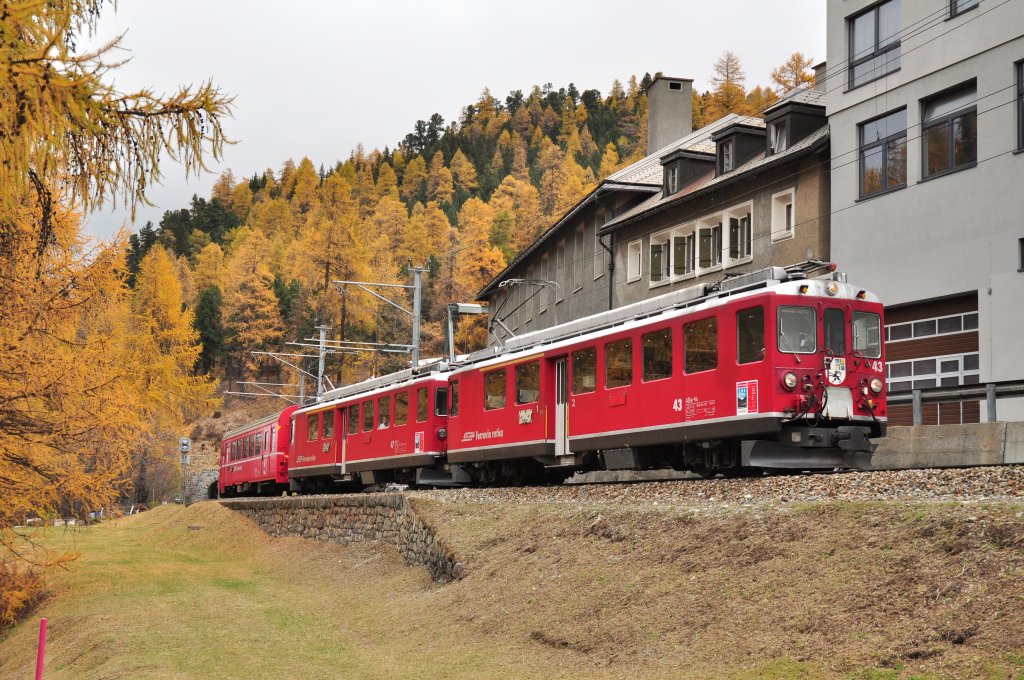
35,618 -> 47,680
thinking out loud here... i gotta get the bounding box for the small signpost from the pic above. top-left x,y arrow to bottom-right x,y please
179,437 -> 191,506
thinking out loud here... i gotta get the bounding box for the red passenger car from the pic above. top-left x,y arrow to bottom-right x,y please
446,268 -> 886,482
218,405 -> 298,496
287,366 -> 450,491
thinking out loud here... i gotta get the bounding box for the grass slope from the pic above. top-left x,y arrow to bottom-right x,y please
1,500 -> 1023,679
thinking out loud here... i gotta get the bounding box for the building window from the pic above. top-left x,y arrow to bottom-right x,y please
950,0 -> 979,17
768,120 -> 788,155
887,353 -> 979,392
849,0 -> 901,89
626,239 -> 642,281
555,240 -> 565,301
594,213 -> 608,280
698,221 -> 722,269
859,108 -> 907,198
1016,61 -> 1023,150
539,253 -> 550,312
720,139 -> 735,173
665,164 -> 680,195
886,311 -> 978,341
922,83 -> 977,179
727,211 -> 752,263
650,234 -> 670,284
573,225 -> 584,292
771,189 -> 795,241
1019,237 -> 1024,272
673,232 -> 695,276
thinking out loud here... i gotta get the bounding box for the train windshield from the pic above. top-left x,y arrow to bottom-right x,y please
823,308 -> 846,355
777,306 -> 816,354
852,311 -> 882,358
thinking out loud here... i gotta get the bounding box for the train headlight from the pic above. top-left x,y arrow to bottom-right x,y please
826,281 -> 841,296
783,372 -> 799,390
437,427 -> 448,440
869,377 -> 883,395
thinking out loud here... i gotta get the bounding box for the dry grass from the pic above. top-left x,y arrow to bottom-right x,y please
1,499 -> 1022,679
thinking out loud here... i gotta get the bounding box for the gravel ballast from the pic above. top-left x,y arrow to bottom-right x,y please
410,465 -> 1024,507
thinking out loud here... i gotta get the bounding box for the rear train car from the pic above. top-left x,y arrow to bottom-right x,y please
445,267 -> 886,482
287,364 -> 451,492
218,405 -> 298,496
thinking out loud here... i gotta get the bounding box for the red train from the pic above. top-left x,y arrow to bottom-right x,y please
218,266 -> 887,493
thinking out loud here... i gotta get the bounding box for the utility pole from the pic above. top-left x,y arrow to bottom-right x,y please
315,324 -> 329,399
410,266 -> 426,368
178,437 -> 191,506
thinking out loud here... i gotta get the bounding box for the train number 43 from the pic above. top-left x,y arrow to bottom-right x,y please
672,398 -> 684,412
869,360 -> 883,372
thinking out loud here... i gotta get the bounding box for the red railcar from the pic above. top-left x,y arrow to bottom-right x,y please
446,268 -> 886,482
286,368 -> 450,491
218,405 -> 298,496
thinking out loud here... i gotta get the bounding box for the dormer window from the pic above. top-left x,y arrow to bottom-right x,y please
768,120 -> 789,155
720,140 -> 735,173
665,164 -> 679,195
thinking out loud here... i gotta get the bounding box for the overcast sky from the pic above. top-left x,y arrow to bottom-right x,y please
82,0 -> 826,240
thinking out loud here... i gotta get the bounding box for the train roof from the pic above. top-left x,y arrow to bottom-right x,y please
301,360 -> 450,414
222,405 -> 298,440
455,262 -> 881,372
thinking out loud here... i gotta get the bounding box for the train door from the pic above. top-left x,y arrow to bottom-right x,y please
554,357 -> 569,457
340,407 -> 348,475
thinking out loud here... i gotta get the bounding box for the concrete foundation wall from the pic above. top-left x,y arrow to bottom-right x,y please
873,421 -> 1024,469
220,494 -> 463,583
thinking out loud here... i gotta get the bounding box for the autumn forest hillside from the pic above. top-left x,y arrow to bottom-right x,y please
125,53 -> 815,395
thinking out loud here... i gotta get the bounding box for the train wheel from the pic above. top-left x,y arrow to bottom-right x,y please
691,463 -> 718,480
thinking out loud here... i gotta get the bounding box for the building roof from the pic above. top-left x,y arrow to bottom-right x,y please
764,84 -> 826,114
599,124 -> 829,235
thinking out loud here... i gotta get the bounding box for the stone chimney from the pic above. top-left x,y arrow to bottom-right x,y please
813,61 -> 827,92
646,75 -> 693,156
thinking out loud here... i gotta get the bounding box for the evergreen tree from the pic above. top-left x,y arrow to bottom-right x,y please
193,285 -> 225,373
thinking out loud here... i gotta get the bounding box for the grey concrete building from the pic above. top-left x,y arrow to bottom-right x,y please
826,0 -> 1024,424
479,84 -> 834,346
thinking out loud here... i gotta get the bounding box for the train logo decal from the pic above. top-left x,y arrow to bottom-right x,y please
736,381 -> 758,416
826,357 -> 847,386
415,431 -> 423,453
518,408 -> 533,424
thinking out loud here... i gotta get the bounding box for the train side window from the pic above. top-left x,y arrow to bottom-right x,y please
516,361 -> 540,404
230,441 -> 235,461
378,396 -> 391,428
605,338 -> 633,388
485,369 -> 507,410
572,347 -> 597,394
264,431 -> 269,451
684,317 -> 718,373
348,405 -> 360,435
824,308 -> 846,355
737,306 -> 765,364
362,400 -> 375,431
777,306 -> 816,354
255,433 -> 262,455
417,387 -> 429,422
450,381 -> 460,417
289,423 -> 295,447
248,435 -> 254,457
435,387 -> 448,416
323,410 -> 335,439
642,328 -> 673,381
306,413 -> 319,441
852,311 -> 882,358
395,392 -> 409,426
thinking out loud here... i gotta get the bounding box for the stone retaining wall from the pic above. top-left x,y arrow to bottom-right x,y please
185,469 -> 219,504
220,494 -> 463,583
